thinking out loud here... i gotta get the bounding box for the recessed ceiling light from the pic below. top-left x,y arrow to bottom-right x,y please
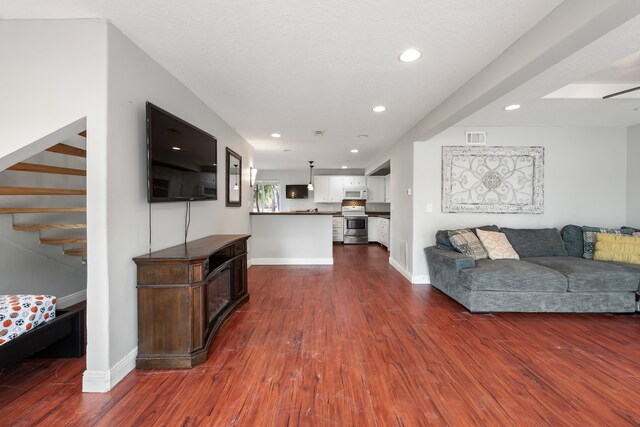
271,133 -> 281,138
341,165 -> 348,169
399,48 -> 422,63
172,146 -> 181,151
283,149 -> 292,152
372,106 -> 386,113
504,104 -> 521,111
350,149 -> 359,153
357,134 -> 368,139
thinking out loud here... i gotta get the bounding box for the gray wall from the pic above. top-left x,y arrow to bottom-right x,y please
628,124 -> 640,227
413,126 -> 629,280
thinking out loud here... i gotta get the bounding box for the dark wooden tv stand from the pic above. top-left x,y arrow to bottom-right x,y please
133,234 -> 250,369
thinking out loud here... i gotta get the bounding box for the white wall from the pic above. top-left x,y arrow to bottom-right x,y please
413,126 -> 629,279
0,19 -> 255,393
627,124 -> 640,226
106,25 -> 254,376
0,19 -> 111,382
365,140 -> 413,280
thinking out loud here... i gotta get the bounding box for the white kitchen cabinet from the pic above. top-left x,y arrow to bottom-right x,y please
332,216 -> 343,242
384,175 -> 391,203
313,176 -> 330,203
366,176 -> 385,203
328,176 -> 344,202
368,217 -> 378,242
343,175 -> 366,187
378,218 -> 389,248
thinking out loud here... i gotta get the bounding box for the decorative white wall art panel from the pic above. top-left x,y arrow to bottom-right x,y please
442,146 -> 544,214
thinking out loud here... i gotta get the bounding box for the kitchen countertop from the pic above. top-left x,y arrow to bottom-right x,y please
250,211 -> 390,218
331,212 -> 390,219
250,212 -> 336,215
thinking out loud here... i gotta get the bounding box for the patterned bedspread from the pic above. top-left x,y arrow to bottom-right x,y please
0,295 -> 57,346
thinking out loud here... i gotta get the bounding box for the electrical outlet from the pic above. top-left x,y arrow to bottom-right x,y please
407,188 -> 412,196
426,203 -> 433,213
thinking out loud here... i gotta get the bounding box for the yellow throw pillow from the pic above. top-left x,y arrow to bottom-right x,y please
476,229 -> 520,260
593,233 -> 640,265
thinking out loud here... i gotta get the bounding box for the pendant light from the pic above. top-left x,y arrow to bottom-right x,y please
307,161 -> 314,191
233,164 -> 239,190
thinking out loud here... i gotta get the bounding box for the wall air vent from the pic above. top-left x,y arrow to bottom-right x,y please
314,130 -> 324,136
465,131 -> 486,145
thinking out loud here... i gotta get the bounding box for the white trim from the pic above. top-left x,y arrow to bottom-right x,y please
247,258 -> 254,268
251,257 -> 333,265
82,347 -> 137,393
82,370 -> 110,393
389,257 -> 412,283
110,347 -> 137,388
57,289 -> 87,309
388,259 -> 431,285
412,275 -> 431,285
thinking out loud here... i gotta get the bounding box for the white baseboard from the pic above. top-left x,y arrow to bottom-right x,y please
82,346 -> 137,393
388,259 -> 430,285
389,257 -> 412,283
57,289 -> 87,308
247,258 -> 253,268
251,258 -> 333,265
412,275 -> 431,285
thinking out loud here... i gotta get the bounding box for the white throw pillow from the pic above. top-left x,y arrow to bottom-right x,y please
476,229 -> 520,260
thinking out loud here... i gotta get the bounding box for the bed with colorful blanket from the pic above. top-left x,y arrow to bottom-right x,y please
0,294 -> 85,369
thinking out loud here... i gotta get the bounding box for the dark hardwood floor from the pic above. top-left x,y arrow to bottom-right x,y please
1,243 -> 639,426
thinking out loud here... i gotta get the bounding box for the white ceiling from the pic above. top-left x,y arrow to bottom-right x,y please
459,14 -> 640,127
0,0 -> 563,169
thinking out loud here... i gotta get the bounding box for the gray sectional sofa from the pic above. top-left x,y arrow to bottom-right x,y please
425,226 -> 640,313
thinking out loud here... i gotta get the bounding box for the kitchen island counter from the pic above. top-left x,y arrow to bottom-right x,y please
250,213 -> 333,265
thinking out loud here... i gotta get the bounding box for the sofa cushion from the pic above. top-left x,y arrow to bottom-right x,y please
561,225 -> 584,258
582,226 -> 633,260
524,256 -> 640,292
500,228 -> 568,258
435,225 -> 499,252
447,229 -> 488,260
459,259 -> 568,292
594,233 -> 640,265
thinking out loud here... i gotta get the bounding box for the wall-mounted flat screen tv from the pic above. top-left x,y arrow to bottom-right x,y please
286,185 -> 309,199
147,102 -> 217,203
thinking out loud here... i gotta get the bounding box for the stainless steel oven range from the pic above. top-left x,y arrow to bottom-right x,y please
342,204 -> 368,245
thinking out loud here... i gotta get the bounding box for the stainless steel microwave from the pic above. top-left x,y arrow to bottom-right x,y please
343,187 -> 367,199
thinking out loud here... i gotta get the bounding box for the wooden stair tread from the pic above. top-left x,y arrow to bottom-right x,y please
46,144 -> 86,158
14,224 -> 86,231
64,248 -> 87,256
0,207 -> 86,214
41,237 -> 87,244
0,186 -> 86,196
8,163 -> 86,176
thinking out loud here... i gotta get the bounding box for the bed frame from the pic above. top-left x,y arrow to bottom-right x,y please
0,307 -> 85,370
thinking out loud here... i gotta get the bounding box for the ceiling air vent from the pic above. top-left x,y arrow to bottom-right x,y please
314,130 -> 324,136
465,131 -> 486,145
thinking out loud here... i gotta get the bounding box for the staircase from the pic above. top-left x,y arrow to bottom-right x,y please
0,132 -> 87,262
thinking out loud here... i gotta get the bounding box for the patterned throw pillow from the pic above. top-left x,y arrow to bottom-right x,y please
447,229 -> 488,260
476,229 -> 520,260
582,226 -> 634,260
